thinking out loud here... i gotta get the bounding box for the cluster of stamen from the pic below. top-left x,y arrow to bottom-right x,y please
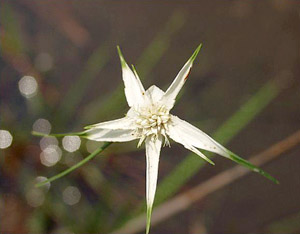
134,105 -> 170,147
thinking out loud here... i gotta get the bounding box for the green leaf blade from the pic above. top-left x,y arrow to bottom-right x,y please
146,207 -> 152,234
226,150 -> 279,184
32,131 -> 86,138
35,142 -> 112,187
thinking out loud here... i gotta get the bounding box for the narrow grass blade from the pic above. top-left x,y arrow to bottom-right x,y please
0,2 -> 24,53
32,131 -> 86,138
225,150 -> 279,184
35,142 -> 112,187
56,41 -> 112,126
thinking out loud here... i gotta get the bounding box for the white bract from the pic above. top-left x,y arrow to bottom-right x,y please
82,45 -> 277,234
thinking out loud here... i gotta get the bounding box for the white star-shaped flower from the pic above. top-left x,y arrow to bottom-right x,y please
81,45 -> 277,233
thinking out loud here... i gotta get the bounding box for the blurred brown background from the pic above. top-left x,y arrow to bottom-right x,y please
0,0 -> 300,233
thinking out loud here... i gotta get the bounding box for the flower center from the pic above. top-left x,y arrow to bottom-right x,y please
134,105 -> 170,146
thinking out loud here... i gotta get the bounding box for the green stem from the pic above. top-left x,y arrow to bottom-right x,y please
31,131 -> 86,138
35,142 -> 112,187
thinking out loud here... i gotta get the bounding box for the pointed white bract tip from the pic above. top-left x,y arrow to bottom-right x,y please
116,45 -> 121,54
189,43 -> 203,63
131,64 -> 139,78
117,45 -> 127,67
